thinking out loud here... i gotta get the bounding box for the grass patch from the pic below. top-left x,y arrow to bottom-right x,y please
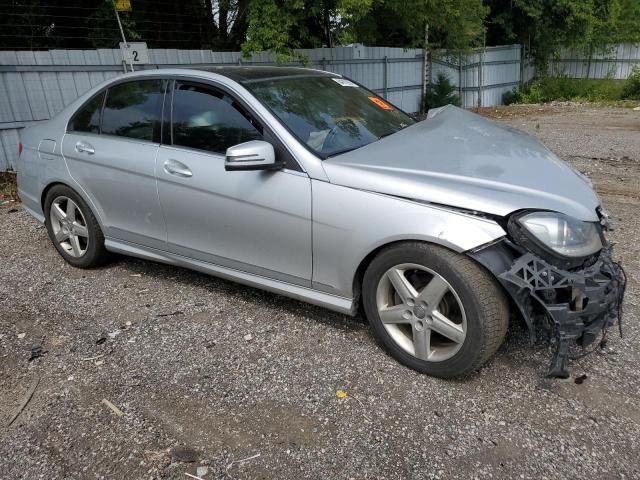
0,171 -> 18,201
504,77 -> 630,104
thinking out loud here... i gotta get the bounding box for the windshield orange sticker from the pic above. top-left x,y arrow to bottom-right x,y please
368,96 -> 394,110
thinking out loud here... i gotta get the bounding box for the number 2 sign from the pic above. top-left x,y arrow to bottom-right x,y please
119,42 -> 150,65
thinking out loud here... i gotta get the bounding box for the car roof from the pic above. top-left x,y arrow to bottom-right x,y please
101,66 -> 339,88
192,66 -> 338,83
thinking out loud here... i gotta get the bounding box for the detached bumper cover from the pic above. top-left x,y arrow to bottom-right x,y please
470,240 -> 626,378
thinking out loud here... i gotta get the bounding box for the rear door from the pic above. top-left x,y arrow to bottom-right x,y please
62,79 -> 167,249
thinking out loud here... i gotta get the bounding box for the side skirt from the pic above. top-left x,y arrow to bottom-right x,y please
104,238 -> 356,316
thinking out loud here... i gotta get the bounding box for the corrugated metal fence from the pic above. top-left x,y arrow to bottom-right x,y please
550,43 -> 640,79
2,42 -> 636,171
430,45 -> 524,108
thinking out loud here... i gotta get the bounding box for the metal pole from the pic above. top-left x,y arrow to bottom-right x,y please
520,44 -> 525,89
458,54 -> 463,107
114,5 -> 134,72
383,55 -> 388,99
421,23 -> 429,113
478,28 -> 485,108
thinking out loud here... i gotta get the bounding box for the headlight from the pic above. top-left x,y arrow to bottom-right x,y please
517,211 -> 602,258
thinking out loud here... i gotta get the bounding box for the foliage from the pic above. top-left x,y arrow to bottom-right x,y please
622,66 -> 640,100
502,87 -> 523,105
503,76 -> 627,103
241,0 -> 489,60
338,0 -> 488,50
0,171 -> 18,201
485,0 -> 640,69
0,0 -> 250,50
241,0 -> 338,61
423,73 -> 461,110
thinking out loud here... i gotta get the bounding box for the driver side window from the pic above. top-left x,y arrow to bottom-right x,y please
171,82 -> 262,154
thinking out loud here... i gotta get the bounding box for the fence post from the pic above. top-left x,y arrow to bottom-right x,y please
478,28 -> 487,108
520,44 -> 525,89
421,23 -> 429,113
383,55 -> 388,99
477,54 -> 481,108
458,54 -> 463,107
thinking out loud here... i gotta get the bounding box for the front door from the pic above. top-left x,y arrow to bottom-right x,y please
156,80 -> 312,285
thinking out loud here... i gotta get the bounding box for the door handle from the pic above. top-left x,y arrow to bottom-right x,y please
164,159 -> 193,178
75,141 -> 95,155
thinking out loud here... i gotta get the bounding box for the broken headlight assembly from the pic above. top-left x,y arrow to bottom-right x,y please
508,211 -> 603,270
471,209 -> 625,378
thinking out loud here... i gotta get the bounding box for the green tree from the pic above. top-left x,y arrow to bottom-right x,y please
241,0 -> 488,59
242,0 -> 339,60
339,0 -> 488,50
485,0 -> 640,68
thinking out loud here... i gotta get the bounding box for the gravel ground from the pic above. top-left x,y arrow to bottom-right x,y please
1,104 -> 639,479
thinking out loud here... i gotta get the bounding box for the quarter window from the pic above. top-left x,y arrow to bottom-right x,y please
101,80 -> 163,141
172,82 -> 262,154
68,91 -> 105,133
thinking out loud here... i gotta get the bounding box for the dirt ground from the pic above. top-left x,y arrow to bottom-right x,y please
1,104 -> 639,479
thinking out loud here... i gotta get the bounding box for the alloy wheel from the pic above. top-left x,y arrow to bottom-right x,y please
50,196 -> 89,258
375,263 -> 467,362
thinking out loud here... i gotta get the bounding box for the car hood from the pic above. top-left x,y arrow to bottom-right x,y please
322,105 -> 600,221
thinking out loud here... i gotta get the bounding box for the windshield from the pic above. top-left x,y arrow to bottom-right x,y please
245,75 -> 414,158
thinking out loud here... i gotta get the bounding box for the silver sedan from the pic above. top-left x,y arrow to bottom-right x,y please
17,67 -> 625,378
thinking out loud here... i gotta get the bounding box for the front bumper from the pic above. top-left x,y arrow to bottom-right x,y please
470,239 -> 626,378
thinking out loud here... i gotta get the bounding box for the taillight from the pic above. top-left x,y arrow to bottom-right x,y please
18,142 -> 23,158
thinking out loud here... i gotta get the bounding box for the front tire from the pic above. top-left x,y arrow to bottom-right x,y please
362,242 -> 508,378
44,185 -> 108,268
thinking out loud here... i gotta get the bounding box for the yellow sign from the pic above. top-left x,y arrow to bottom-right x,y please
115,0 -> 131,12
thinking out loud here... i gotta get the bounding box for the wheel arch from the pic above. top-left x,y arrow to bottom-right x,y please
351,238 -> 462,315
351,237 -> 512,317
41,181 -> 106,230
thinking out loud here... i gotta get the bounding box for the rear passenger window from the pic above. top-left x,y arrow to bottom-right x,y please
101,80 -> 163,141
68,91 -> 105,133
172,82 -> 262,154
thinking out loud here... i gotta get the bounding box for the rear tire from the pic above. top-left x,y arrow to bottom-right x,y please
362,242 -> 508,378
44,185 -> 109,268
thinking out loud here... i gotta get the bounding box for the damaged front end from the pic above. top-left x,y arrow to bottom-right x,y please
470,228 -> 626,378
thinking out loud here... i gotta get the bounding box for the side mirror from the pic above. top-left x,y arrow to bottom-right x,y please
224,140 -> 283,171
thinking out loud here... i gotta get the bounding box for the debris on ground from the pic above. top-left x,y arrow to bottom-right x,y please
170,445 -> 199,463
157,311 -> 184,317
575,374 -> 588,385
6,377 -> 40,427
80,352 -> 109,362
227,453 -> 261,471
184,473 -> 205,480
101,398 -> 124,417
196,466 -> 209,477
28,345 -> 47,362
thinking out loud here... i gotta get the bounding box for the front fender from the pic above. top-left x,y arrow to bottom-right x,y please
311,180 -> 506,297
